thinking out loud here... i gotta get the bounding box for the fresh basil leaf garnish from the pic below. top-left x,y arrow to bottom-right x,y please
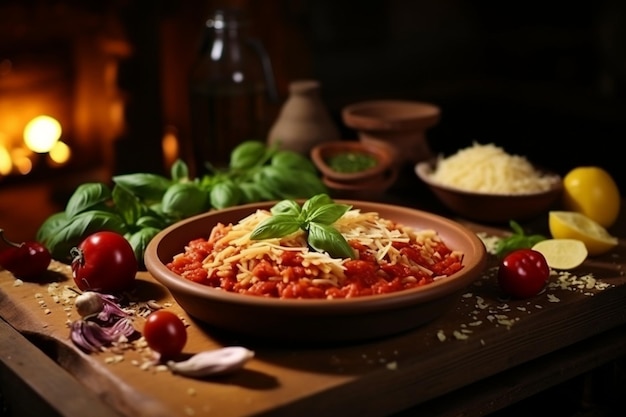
249,215 -> 302,240
307,222 -> 354,259
250,194 -> 355,259
270,199 -> 302,217
305,203 -> 351,225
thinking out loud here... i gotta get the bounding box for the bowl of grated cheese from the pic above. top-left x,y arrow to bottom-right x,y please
415,143 -> 563,223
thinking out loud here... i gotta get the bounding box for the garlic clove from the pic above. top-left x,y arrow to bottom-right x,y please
167,346 -> 254,378
75,291 -> 105,318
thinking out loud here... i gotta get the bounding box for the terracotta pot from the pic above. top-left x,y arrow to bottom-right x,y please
342,100 -> 440,166
322,167 -> 399,200
310,140 -> 395,183
267,80 -> 340,155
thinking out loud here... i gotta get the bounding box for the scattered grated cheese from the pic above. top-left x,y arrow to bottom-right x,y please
436,330 -> 446,342
386,361 -> 398,371
453,330 -> 469,340
477,232 -> 501,255
547,294 -> 561,303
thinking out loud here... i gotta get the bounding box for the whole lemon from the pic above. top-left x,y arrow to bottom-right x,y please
562,166 -> 621,228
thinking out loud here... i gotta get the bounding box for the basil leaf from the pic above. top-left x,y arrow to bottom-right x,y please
170,159 -> 189,182
238,182 -> 263,203
112,173 -> 172,201
230,141 -> 270,170
36,212 -> 69,245
270,199 -> 301,217
112,184 -> 145,225
258,165 -> 315,199
509,220 -> 524,236
45,210 -> 127,262
271,150 -> 317,174
65,183 -> 112,218
162,183 -> 209,219
243,179 -> 277,201
307,222 -> 354,259
251,170 -> 281,200
135,215 -> 167,229
494,220 -> 547,257
299,171 -> 329,196
128,227 -> 160,269
249,214 -> 301,240
527,234 -> 546,247
305,203 -> 351,225
209,181 -> 241,210
301,193 -> 333,217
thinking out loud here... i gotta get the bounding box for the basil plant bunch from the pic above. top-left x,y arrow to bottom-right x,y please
36,141 -> 327,267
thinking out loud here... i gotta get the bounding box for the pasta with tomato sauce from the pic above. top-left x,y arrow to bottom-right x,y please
166,209 -> 464,299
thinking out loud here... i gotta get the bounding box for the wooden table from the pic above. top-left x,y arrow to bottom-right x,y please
1,192 -> 626,417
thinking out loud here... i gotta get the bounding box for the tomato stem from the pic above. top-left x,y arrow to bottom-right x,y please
0,229 -> 24,249
70,247 -> 85,266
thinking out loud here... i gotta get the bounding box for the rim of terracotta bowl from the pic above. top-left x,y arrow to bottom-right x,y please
342,100 -> 441,132
144,200 -> 487,313
310,140 -> 394,182
322,167 -> 398,191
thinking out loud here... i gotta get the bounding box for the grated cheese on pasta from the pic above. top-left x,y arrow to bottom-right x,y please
196,208 -> 462,290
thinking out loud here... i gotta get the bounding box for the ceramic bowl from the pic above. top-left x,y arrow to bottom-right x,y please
144,200 -> 487,344
342,100 -> 441,165
310,140 -> 395,183
322,167 -> 398,200
415,161 -> 563,223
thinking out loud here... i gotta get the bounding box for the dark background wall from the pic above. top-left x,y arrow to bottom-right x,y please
155,0 -> 626,188
1,0 -> 625,190
292,0 -> 626,187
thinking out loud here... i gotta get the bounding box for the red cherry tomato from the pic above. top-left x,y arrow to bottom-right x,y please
143,310 -> 187,359
0,229 -> 51,280
497,248 -> 550,299
71,231 -> 137,293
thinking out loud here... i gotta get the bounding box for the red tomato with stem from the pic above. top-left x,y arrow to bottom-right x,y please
0,229 -> 51,280
71,231 -> 137,293
143,310 -> 187,359
497,248 -> 550,299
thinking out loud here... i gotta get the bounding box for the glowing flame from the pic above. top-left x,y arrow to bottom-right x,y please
0,145 -> 11,175
162,126 -> 180,168
48,140 -> 71,165
10,147 -> 33,175
24,115 -> 62,153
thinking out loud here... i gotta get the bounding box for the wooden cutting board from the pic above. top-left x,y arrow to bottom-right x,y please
1,236 -> 626,417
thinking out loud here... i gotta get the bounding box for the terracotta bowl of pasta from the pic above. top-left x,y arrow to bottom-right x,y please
145,197 -> 487,344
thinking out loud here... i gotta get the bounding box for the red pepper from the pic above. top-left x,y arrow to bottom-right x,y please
0,229 -> 51,280
497,248 -> 550,299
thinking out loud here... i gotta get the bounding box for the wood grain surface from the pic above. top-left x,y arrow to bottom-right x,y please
1,231 -> 626,417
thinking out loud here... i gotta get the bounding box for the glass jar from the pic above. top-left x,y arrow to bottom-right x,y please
188,8 -> 277,175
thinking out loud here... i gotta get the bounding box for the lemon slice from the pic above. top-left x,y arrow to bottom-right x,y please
531,239 -> 588,270
548,211 -> 619,256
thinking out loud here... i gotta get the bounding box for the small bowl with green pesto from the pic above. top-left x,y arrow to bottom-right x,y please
310,140 -> 395,183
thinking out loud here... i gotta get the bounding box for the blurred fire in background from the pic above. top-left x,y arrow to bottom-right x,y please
0,1 -> 132,184
0,0 -> 625,190
0,0 -> 310,187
